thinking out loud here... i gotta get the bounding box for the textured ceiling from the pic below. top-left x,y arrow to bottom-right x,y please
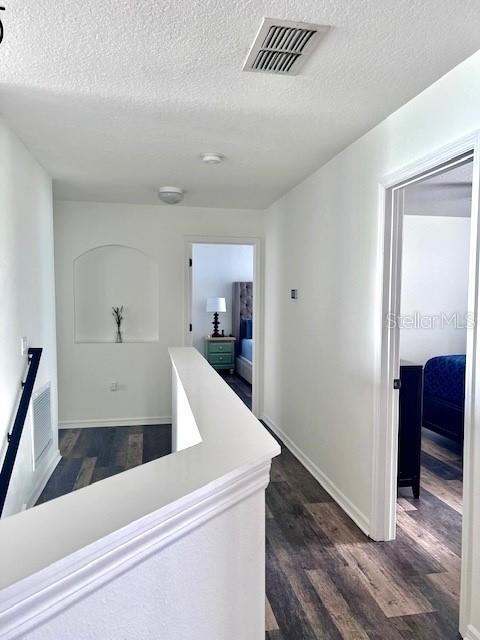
1,1 -> 480,209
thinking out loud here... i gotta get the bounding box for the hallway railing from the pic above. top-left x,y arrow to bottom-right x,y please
0,347 -> 42,517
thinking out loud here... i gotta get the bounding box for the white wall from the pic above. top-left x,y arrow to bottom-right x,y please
192,244 -> 254,352
54,201 -> 263,426
7,489 -> 266,640
74,245 -> 159,343
0,116 -> 58,517
400,215 -> 470,364
263,50 -> 480,637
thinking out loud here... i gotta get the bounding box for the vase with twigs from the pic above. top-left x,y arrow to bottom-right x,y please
112,306 -> 124,343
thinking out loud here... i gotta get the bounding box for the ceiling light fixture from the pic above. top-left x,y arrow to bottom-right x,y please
157,186 -> 184,205
201,152 -> 224,165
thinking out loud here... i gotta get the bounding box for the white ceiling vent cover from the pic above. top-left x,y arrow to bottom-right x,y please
243,18 -> 330,75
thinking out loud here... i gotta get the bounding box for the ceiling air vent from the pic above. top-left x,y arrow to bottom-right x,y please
243,18 -> 330,75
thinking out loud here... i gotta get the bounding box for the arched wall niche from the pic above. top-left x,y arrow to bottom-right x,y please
73,244 -> 159,343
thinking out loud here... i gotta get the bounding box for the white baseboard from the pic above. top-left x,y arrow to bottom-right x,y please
466,624 -> 480,640
262,414 -> 370,537
27,448 -> 61,508
59,416 -> 172,429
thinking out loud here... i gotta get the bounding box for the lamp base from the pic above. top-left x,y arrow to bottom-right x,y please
211,312 -> 220,337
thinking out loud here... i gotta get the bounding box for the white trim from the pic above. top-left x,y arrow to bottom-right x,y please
59,417 -> 171,429
183,235 -> 264,418
379,132 -> 478,190
372,130 -> 480,637
0,460 -> 271,640
26,449 -> 61,509
371,184 -> 406,541
466,625 -> 480,640
460,132 -> 480,638
262,414 -> 370,536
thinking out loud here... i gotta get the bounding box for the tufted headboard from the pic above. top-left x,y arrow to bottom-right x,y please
232,282 -> 253,348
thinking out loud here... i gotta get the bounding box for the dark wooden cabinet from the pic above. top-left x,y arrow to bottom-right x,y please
397,362 -> 423,498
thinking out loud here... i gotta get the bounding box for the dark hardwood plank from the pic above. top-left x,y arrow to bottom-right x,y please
73,456 -> 97,490
92,465 -> 124,484
307,569 -> 370,639
142,425 -> 172,463
59,429 -> 80,457
421,450 -> 462,481
266,539 -> 327,640
36,458 -> 83,504
125,432 -> 143,469
274,449 -> 333,504
221,373 -> 252,409
329,565 -> 411,640
37,425 -> 172,506
405,489 -> 462,557
265,597 -> 279,632
267,485 -> 342,571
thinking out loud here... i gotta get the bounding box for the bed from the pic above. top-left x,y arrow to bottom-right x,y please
232,282 -> 253,384
423,354 -> 465,443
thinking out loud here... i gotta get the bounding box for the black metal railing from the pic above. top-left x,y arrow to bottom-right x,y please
0,347 -> 42,517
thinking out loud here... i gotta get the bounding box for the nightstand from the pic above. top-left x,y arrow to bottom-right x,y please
204,337 -> 236,374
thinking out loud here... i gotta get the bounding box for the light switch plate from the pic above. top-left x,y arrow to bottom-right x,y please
291,289 -> 298,300
20,337 -> 28,356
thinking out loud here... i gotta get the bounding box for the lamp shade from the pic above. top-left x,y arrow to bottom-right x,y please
206,297 -> 226,313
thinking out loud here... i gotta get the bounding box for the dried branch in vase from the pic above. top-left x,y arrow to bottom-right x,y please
112,305 -> 124,343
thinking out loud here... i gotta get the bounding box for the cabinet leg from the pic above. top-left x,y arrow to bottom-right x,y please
412,479 -> 420,499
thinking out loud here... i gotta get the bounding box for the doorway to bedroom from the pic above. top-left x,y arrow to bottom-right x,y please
376,150 -> 475,635
396,160 -> 472,623
188,242 -> 256,412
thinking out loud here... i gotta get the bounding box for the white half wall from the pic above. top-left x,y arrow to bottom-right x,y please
192,243 -> 254,352
54,202 -> 264,425
0,116 -> 58,517
263,50 -> 480,636
400,215 -> 471,364
14,490 -> 266,640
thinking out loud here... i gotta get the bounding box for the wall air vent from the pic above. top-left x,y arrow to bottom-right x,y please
32,382 -> 52,467
243,18 -> 330,75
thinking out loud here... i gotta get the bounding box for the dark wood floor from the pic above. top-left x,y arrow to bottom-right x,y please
36,373 -> 251,505
36,424 -> 172,505
37,378 -> 462,639
265,428 -> 463,640
221,372 -> 253,410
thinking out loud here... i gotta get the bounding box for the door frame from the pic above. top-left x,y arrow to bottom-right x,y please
183,235 -> 264,418
371,132 -> 480,636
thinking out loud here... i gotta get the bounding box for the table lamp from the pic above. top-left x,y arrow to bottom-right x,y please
206,297 -> 226,337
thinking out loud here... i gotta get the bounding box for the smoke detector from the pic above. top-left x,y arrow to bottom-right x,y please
158,186 -> 184,205
201,152 -> 224,165
243,18 -> 330,75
